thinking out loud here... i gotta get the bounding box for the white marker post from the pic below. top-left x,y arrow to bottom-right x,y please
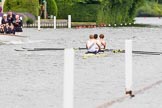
38,16 -> 41,31
125,40 -> 134,97
68,15 -> 71,28
54,16 -> 56,29
64,48 -> 74,108
0,17 -> 2,25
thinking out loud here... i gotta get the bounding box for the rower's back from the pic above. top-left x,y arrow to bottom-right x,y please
99,34 -> 106,49
86,34 -> 99,53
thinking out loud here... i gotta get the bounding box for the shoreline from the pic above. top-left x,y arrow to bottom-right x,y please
23,17 -> 162,28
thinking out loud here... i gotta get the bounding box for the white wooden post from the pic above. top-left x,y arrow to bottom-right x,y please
2,0 -> 5,12
125,40 -> 134,97
0,17 -> 2,25
38,16 -> 40,31
68,15 -> 71,28
64,48 -> 74,108
54,16 -> 56,29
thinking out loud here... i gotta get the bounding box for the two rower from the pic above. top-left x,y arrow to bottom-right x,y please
86,34 -> 106,54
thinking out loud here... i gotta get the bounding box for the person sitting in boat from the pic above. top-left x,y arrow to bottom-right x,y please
94,34 -> 100,43
7,10 -> 16,26
99,34 -> 106,49
1,14 -> 9,25
0,24 -> 5,33
86,34 -> 101,54
94,34 -> 103,52
4,23 -> 12,34
10,23 -> 15,34
12,15 -> 23,33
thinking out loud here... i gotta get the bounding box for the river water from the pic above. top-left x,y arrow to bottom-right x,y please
0,18 -> 162,108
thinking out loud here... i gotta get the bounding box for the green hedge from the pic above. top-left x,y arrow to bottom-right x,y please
57,3 -> 100,22
57,1 -> 143,24
47,0 -> 58,16
3,0 -> 39,16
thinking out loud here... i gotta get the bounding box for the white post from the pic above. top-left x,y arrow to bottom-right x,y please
64,48 -> 74,108
0,17 -> 2,25
125,40 -> 134,97
68,15 -> 71,28
54,16 -> 56,29
2,0 -> 5,12
38,16 -> 40,31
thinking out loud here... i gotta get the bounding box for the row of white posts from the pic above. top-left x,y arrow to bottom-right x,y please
38,15 -> 71,31
64,40 -> 133,108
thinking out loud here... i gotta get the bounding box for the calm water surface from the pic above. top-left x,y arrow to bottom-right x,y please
0,19 -> 162,108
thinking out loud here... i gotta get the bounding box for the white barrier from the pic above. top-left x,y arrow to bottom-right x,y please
38,16 -> 40,31
64,48 -> 74,108
0,17 -> 2,25
54,16 -> 56,29
68,15 -> 71,28
125,40 -> 134,96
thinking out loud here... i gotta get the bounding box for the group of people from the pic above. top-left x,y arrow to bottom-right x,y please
86,34 -> 106,54
0,10 -> 23,35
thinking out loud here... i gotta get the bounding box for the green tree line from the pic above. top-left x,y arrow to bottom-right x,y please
3,0 -> 39,16
137,0 -> 162,16
56,0 -> 144,25
3,0 -> 162,25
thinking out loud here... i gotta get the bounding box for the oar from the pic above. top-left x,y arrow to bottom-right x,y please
133,52 -> 160,55
107,49 -> 161,55
30,48 -> 65,51
104,49 -> 161,55
17,47 -> 162,55
133,50 -> 162,54
22,47 -> 65,51
21,47 -> 87,51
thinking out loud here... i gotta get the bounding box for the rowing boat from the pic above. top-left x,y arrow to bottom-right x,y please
82,52 -> 108,59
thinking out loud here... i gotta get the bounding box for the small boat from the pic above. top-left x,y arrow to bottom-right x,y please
82,52 -> 108,59
0,33 -> 27,43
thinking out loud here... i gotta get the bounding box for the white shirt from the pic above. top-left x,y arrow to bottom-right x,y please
86,40 -> 99,52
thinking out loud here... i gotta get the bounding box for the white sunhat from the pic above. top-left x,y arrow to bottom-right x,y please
3,14 -> 7,17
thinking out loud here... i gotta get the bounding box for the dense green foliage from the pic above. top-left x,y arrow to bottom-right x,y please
138,0 -> 162,16
46,0 -> 58,16
57,0 -> 144,24
3,0 -> 39,16
96,0 -> 145,25
57,2 -> 99,22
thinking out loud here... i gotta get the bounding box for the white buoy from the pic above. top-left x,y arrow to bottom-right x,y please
0,17 -> 2,25
38,16 -> 41,31
125,40 -> 134,97
64,48 -> 74,108
108,24 -> 111,26
68,15 -> 71,28
54,16 -> 56,29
